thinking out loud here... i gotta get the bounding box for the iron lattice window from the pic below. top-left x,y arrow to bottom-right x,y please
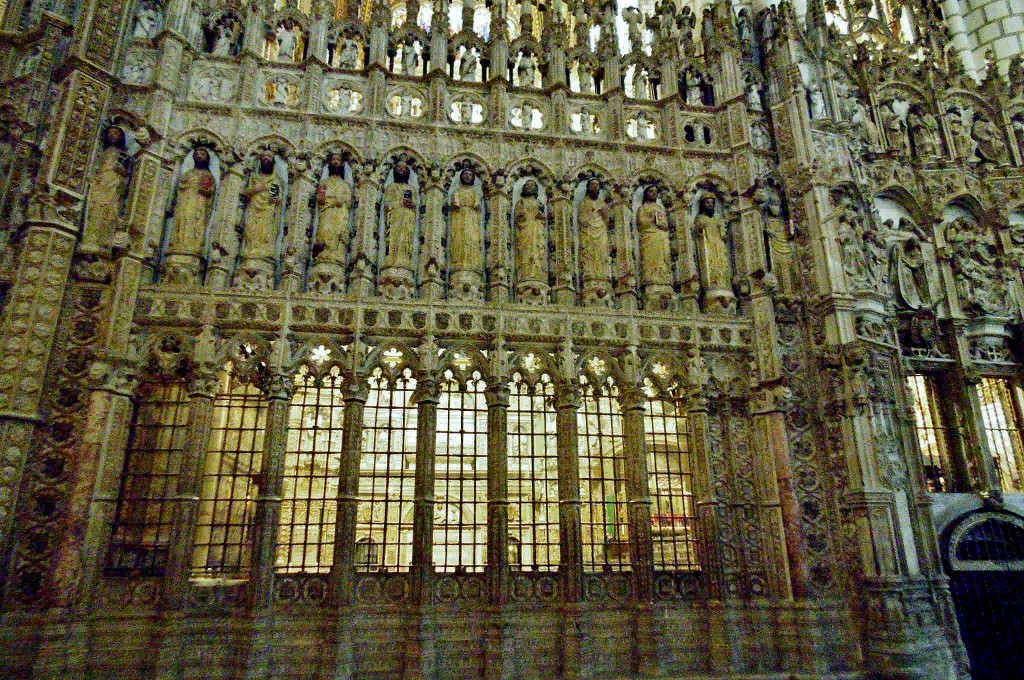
644,387 -> 699,571
907,374 -> 956,492
434,370 -> 488,573
277,364 -> 345,574
507,370 -> 560,571
108,381 -> 190,573
977,378 -> 1024,492
357,366 -> 418,571
191,366 -> 267,580
578,374 -> 630,571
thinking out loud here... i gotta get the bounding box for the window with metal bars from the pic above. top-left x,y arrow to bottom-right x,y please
578,373 -> 630,571
977,377 -> 1024,492
357,365 -> 418,571
434,369 -> 488,573
191,364 -> 267,581
507,370 -> 560,571
276,364 -> 345,574
107,380 -> 190,574
643,381 -> 699,571
907,374 -> 956,492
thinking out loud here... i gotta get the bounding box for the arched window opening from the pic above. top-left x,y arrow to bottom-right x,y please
644,379 -> 699,571
358,365 -> 418,571
508,369 -> 560,571
977,378 -> 1024,492
191,362 -> 268,582
906,374 -> 957,492
508,536 -> 522,566
108,380 -> 190,574
578,372 -> 629,571
434,368 -> 488,573
354,536 -> 381,569
276,363 -> 346,574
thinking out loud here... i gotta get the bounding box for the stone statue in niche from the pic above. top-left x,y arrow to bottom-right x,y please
383,159 -> 418,273
847,96 -> 882,153
694,193 -> 733,311
517,51 -> 537,88
578,179 -> 612,305
633,69 -> 650,100
82,124 -> 133,253
514,179 -> 547,291
971,114 -> 1006,164
268,19 -> 303,63
402,42 -> 418,76
314,154 -> 352,264
206,13 -> 243,57
755,182 -> 794,295
637,185 -> 671,288
623,7 -> 643,52
945,218 -> 1006,316
239,152 -> 283,274
133,0 -> 162,39
879,101 -> 909,156
888,221 -> 936,312
339,37 -> 361,69
460,47 -> 480,81
834,193 -> 871,290
907,104 -> 939,159
168,148 -> 216,259
449,166 -> 483,274
945,108 -> 976,160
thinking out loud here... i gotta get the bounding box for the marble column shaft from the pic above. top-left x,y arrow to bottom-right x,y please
485,383 -> 510,605
331,382 -> 368,606
411,377 -> 440,604
555,382 -> 583,602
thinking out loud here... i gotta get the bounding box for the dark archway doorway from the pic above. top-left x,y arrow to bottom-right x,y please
944,511 -> 1024,680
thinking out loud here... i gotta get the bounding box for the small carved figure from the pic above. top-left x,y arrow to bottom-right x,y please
241,152 -> 284,261
339,37 -> 361,69
848,96 -> 882,152
383,159 -> 418,270
579,179 -> 611,283
890,228 -> 933,310
971,114 -> 1006,164
402,42 -> 418,76
756,183 -> 794,294
82,125 -> 132,251
449,167 -> 483,273
275,20 -> 300,62
633,69 -> 649,99
314,154 -> 352,263
637,185 -> 671,287
945,108 -> 975,160
623,6 -> 644,52
169,148 -> 216,256
578,65 -> 595,94
808,86 -> 826,120
460,47 -> 480,81
514,179 -> 547,282
134,0 -> 162,39
835,198 -> 870,289
907,104 -> 939,159
879,101 -> 909,156
517,52 -> 537,88
694,194 -> 730,291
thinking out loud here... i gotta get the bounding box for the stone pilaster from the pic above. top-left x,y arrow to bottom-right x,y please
350,160 -> 381,298
420,163 -> 447,301
611,183 -> 637,310
550,180 -> 576,305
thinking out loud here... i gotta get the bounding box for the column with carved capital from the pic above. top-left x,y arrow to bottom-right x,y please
162,331 -> 221,607
611,184 -> 638,310
283,160 -> 316,293
419,164 -> 447,301
486,174 -> 512,303
330,377 -> 369,606
548,181 -> 576,305
554,365 -> 584,678
205,157 -> 245,289
485,380 -> 510,604
249,367 -> 295,610
350,161 -> 381,298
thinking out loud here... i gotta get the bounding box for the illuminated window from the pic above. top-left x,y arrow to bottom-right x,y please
108,381 -> 190,573
191,363 -> 267,580
508,370 -> 560,571
357,365 -> 418,571
977,378 -> 1024,492
276,364 -> 345,574
434,369 -> 488,572
354,536 -> 380,569
644,381 -> 699,571
578,374 -> 629,571
907,374 -> 956,492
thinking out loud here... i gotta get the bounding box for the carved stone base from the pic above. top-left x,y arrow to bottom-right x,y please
309,260 -> 346,295
234,258 -> 276,291
379,267 -> 416,299
516,280 -> 549,305
643,283 -> 673,311
704,288 -> 736,314
162,253 -> 202,286
450,269 -> 483,301
583,278 -> 612,306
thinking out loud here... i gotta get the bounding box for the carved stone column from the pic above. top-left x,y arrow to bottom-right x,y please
550,180 -> 576,305
485,381 -> 510,604
486,173 -> 512,303
420,164 -> 447,301
554,380 -> 583,602
685,357 -> 724,599
162,328 -> 221,606
411,373 -> 440,603
428,0 -> 450,74
249,365 -> 295,610
672,192 -> 699,314
327,365 -> 367,605
205,157 -> 245,289
611,183 -> 638,310
349,161 -> 381,298
283,159 -> 316,292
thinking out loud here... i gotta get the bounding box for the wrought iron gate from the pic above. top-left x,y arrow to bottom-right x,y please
944,511 -> 1024,680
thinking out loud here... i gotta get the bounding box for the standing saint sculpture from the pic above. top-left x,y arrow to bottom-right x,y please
694,193 -> 733,309
168,148 -> 216,258
514,179 -> 548,288
449,167 -> 483,274
382,159 -> 418,271
755,183 -> 794,294
579,179 -> 612,303
314,153 -> 352,264
83,124 -> 133,252
240,152 -> 283,262
636,185 -> 672,288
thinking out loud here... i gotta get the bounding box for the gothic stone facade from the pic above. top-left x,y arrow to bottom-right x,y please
0,0 -> 1023,676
